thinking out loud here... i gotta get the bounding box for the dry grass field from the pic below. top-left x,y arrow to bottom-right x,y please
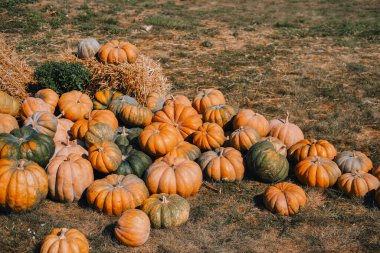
0,0 -> 379,252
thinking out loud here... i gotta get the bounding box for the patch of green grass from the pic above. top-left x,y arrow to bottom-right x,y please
0,0 -> 37,10
144,14 -> 197,30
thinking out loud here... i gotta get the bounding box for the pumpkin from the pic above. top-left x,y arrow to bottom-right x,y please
119,104 -> 153,127
93,89 -> 123,110
58,91 -> 93,122
288,139 -> 337,163
88,141 -> 122,174
77,37 -> 100,59
47,154 -> 94,203
162,141 -> 201,161
0,91 -> 19,116
335,151 -> 373,173
0,114 -> 19,134
0,159 -> 48,212
40,228 -> 89,253
108,95 -> 139,115
246,140 -> 289,182
115,209 -> 150,247
164,94 -> 192,107
35,88 -> 59,113
139,122 -> 183,156
192,89 -> 225,114
259,137 -> 287,157
373,165 -> 380,181
87,174 -> 149,216
141,193 -> 190,228
0,126 -> 55,167
376,188 -> 380,208
98,40 -> 139,64
114,126 -> 143,149
269,112 -> 304,148
24,111 -> 58,137
71,110 -> 118,140
294,156 -> 341,189
145,156 -> 202,197
198,147 -> 244,181
230,126 -> 260,153
153,104 -> 202,139
54,138 -> 88,158
232,109 -> 270,137
337,170 -> 380,198
84,122 -> 115,148
115,145 -> 152,178
192,123 -> 226,151
20,97 -> 50,121
146,92 -> 165,112
203,104 -> 236,128
263,182 -> 307,216
54,118 -> 74,144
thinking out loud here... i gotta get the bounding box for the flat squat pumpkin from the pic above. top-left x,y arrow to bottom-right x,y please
40,227 -> 89,253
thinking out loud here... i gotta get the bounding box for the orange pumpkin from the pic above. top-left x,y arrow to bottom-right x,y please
115,209 -> 150,247
71,110 -> 118,140
24,111 -> 58,137
192,88 -> 225,114
198,147 -> 244,181
192,123 -> 226,150
93,89 -> 123,110
232,109 -> 270,137
337,170 -> 380,198
87,174 -> 149,216
0,114 -> 19,134
373,165 -> 380,181
269,112 -> 304,148
88,141 -> 122,174
139,122 -> 183,156
54,138 -> 88,157
203,104 -> 236,128
98,40 -> 139,64
153,104 -> 202,139
259,137 -> 287,157
288,139 -> 337,163
146,92 -> 165,112
40,228 -> 89,253
230,126 -> 260,152
164,94 -> 192,107
35,88 -> 59,113
0,91 -> 20,116
161,141 -> 201,161
335,151 -> 373,173
264,182 -> 307,216
20,97 -> 51,121
118,104 -> 153,127
58,91 -> 93,122
53,118 -> 74,144
295,156 -> 341,189
145,156 -> 203,197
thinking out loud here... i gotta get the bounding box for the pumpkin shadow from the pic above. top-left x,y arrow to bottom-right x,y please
33,241 -> 43,253
77,189 -> 90,209
253,193 -> 266,211
26,81 -> 44,95
103,222 -> 118,243
362,190 -> 378,209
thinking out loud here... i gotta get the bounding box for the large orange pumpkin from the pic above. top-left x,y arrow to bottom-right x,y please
161,141 -> 201,161
288,139 -> 337,163
269,112 -> 304,148
87,174 -> 149,216
35,88 -> 59,113
88,141 -> 122,174
53,118 -> 74,144
192,123 -> 226,150
58,91 -> 93,122
192,88 -> 225,114
118,104 -> 153,127
0,91 -> 20,116
145,156 -> 203,197
98,40 -> 139,64
115,209 -> 150,247
20,97 -> 51,121
203,104 -> 236,128
93,89 -> 123,110
337,170 -> 379,198
335,151 -> 373,173
232,109 -> 270,137
0,114 -> 19,134
40,228 -> 89,253
164,94 -> 192,107
230,126 -> 260,153
24,111 -> 58,137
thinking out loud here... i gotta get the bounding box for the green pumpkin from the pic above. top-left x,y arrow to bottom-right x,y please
246,140 -> 289,182
85,122 -> 115,148
93,90 -> 123,110
114,126 -> 143,149
0,126 -> 55,167
141,193 -> 190,228
115,145 -> 152,178
108,95 -> 139,115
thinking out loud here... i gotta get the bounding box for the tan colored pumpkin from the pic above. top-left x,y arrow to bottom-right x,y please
35,88 -> 59,113
88,141 -> 122,174
335,151 -> 373,173
20,97 -> 51,121
373,165 -> 380,181
0,91 -> 20,116
337,170 -> 379,198
115,209 -> 150,247
288,139 -> 337,163
146,92 -> 165,112
230,126 -> 260,152
259,137 -> 287,157
24,111 -> 58,137
58,91 -> 93,122
54,118 -> 74,144
164,94 -> 192,107
84,122 -> 115,148
40,228 -> 89,253
269,112 -> 304,148
203,104 -> 236,128
192,123 -> 226,150
0,114 -> 19,134
192,88 -> 226,114
98,40 -> 139,64
232,109 -> 270,137
54,138 -> 88,157
118,104 -> 153,127
162,141 -> 201,161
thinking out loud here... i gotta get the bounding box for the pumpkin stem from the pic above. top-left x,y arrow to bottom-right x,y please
56,112 -> 64,119
218,148 -> 224,156
285,111 -> 290,124
121,126 -> 127,136
161,195 -> 169,204
170,94 -> 175,100
57,228 -> 68,240
17,160 -> 25,169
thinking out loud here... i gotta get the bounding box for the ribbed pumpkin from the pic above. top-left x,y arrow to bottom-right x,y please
164,94 -> 192,107
264,182 -> 307,216
153,104 -> 202,139
0,127 -> 55,167
230,126 -> 260,153
246,140 -> 289,182
87,174 -> 149,216
198,147 -> 244,181
337,170 -> 379,198
71,110 -> 118,140
108,95 -> 139,115
288,139 -> 337,163
114,126 -> 143,149
40,228 -> 89,253
259,137 -> 287,157
84,122 -> 115,148
146,92 -> 165,112
334,151 -> 373,173
141,193 -> 190,228
0,159 -> 48,212
115,209 -> 150,247
115,145 -> 152,178
269,112 -> 304,148
192,123 -> 226,151
232,109 -> 270,137
203,104 -> 236,128
35,88 -> 59,113
54,118 -> 74,144
98,40 -> 139,64
93,89 -> 123,110
295,156 -> 341,189
54,139 -> 88,158
58,91 -> 93,122
88,141 -> 122,174
373,165 -> 380,181
0,114 -> 19,134
24,111 -> 58,137
192,89 -> 225,114
119,104 -> 153,127
77,37 -> 100,59
139,122 -> 183,156
20,97 -> 51,121
47,154 -> 94,203
145,156 -> 203,197
0,91 -> 19,116
162,141 -> 201,161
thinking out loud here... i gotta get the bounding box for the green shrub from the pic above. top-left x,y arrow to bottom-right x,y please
34,62 -> 91,94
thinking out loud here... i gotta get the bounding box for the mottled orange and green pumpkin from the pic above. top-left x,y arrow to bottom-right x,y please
161,141 -> 201,161
40,228 -> 89,253
84,122 -> 115,148
115,209 -> 150,247
118,104 -> 153,127
203,104 -> 236,128
115,145 -> 152,178
93,90 -> 123,110
108,95 -> 139,115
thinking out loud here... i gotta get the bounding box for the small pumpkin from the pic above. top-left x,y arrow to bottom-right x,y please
47,154 -> 94,203
84,122 -> 115,148
269,112 -> 304,148
87,174 -> 149,216
35,88 -> 59,113
162,141 -> 201,161
0,114 -> 19,134
141,193 -> 190,228
334,151 -> 373,173
108,95 -> 139,115
40,228 -> 89,253
192,88 -> 226,114
198,147 -> 244,181
115,145 -> 152,178
229,126 -> 260,153
294,156 -> 341,189
192,123 -> 226,151
145,156 -> 203,197
24,111 -> 58,137
20,97 -> 51,121
98,40 -> 139,64
0,91 -> 20,116
0,159 -> 48,212
88,141 -> 122,174
115,209 -> 150,247
373,165 -> 380,181
118,104 -> 153,127
259,137 -> 287,157
264,182 -> 307,216
164,94 -> 192,107
58,91 -> 93,122
203,104 -> 236,128
337,170 -> 380,198
114,126 -> 143,149
232,109 -> 270,137
93,89 -> 123,110
146,92 -> 165,112
288,139 -> 337,163
77,37 -> 101,59
53,118 -> 74,144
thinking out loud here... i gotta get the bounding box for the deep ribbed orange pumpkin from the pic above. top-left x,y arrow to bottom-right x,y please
88,141 -> 122,174
192,89 -> 225,114
192,123 -> 226,150
203,104 -> 236,128
40,228 -> 89,253
35,88 -> 59,113
58,91 -> 93,122
20,97 -> 51,121
98,40 -> 139,64
119,104 -> 153,127
337,170 -> 379,198
230,126 -> 260,152
288,139 -> 337,163
232,109 -> 270,137
164,95 -> 192,107
161,141 -> 201,161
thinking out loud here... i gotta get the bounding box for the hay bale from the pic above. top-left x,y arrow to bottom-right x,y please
62,50 -> 171,104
